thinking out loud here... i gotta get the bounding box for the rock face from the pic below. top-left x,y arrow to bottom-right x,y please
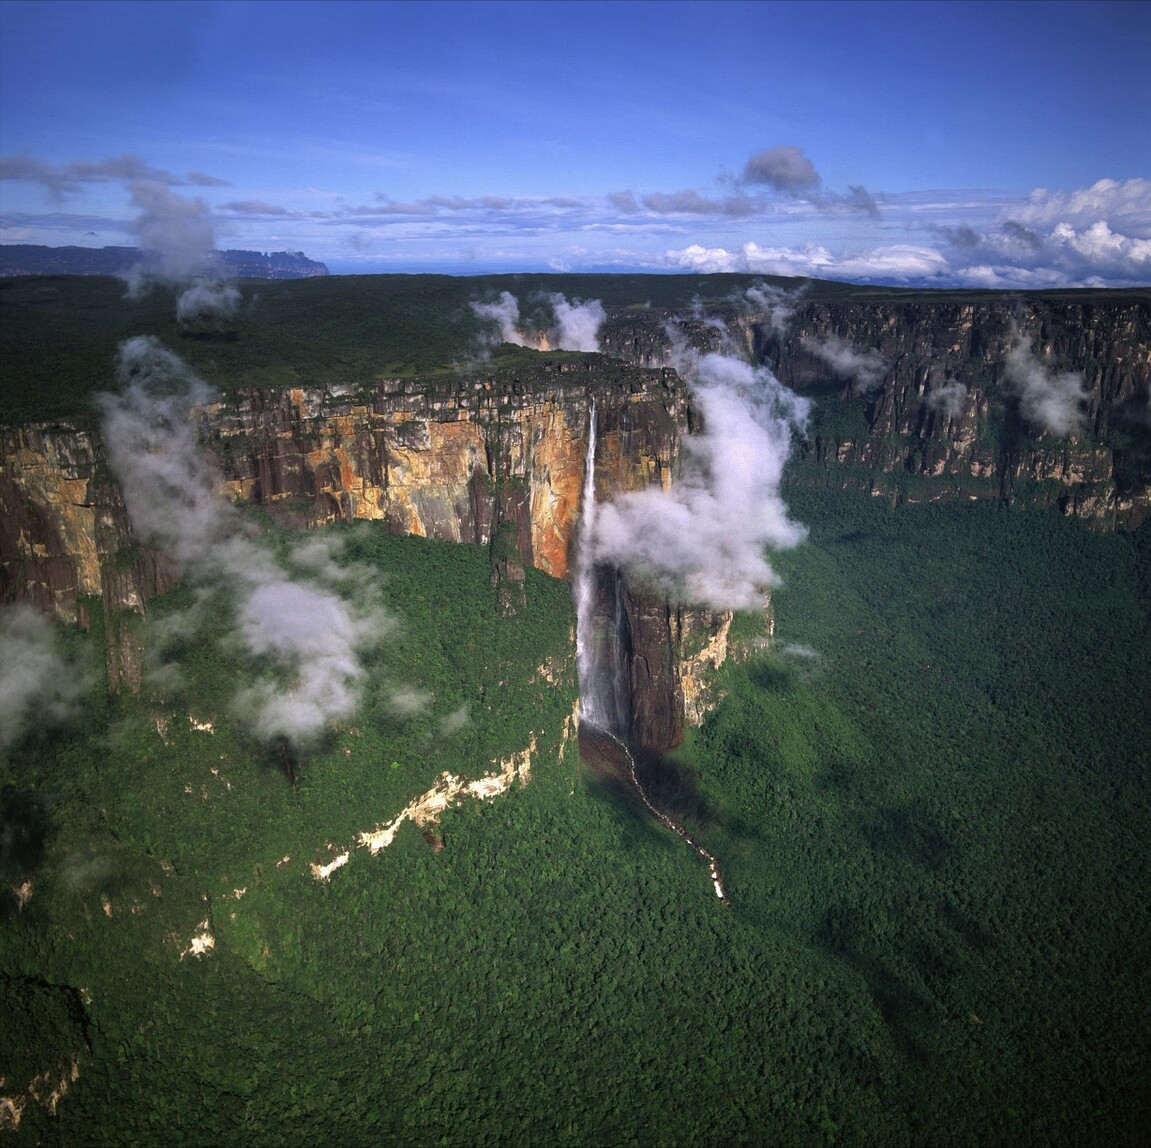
4,288 -> 1149,749
0,425 -> 177,690
1,358 -> 718,749
604,295 -> 1151,528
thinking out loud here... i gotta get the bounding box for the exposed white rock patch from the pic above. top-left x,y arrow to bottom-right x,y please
357,737 -> 535,858
180,919 -> 215,960
309,851 -> 349,882
188,716 -> 214,732
0,1057 -> 81,1133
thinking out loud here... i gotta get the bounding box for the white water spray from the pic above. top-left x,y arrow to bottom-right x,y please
575,401 -> 601,728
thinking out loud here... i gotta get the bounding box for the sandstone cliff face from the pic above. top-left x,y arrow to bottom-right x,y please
7,291 -> 1147,747
0,426 -> 177,689
1,359 -> 721,746
201,359 -> 685,581
603,296 -> 1151,528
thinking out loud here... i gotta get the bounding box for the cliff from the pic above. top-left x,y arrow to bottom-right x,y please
1,357 -> 722,751
4,282 -> 1149,754
603,293 -> 1151,527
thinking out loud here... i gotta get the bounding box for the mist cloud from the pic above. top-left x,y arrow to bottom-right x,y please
1004,329 -> 1089,437
472,291 -> 532,346
593,331 -> 809,610
125,180 -> 218,287
551,294 -> 606,352
471,291 -> 605,352
174,278 -> 241,327
0,606 -> 92,752
100,339 -> 392,748
742,281 -> 799,334
926,380 -> 969,420
802,334 -> 887,394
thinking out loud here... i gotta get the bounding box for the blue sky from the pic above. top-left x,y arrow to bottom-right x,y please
1,0 -> 1149,285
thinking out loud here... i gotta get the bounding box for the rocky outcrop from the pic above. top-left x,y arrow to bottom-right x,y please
1,359 -> 720,743
603,295 -> 1151,528
6,287 -> 1147,746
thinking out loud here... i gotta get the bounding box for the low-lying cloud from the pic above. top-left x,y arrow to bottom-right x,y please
1004,329 -> 1089,437
471,291 -> 605,352
802,334 -> 887,394
0,605 -> 92,752
123,181 -> 240,326
2,154 -> 242,323
926,380 -> 969,420
593,329 -> 809,610
100,338 -> 392,748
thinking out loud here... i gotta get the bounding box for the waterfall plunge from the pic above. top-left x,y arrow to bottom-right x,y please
575,402 -> 628,735
573,401 -> 728,902
575,401 -> 603,728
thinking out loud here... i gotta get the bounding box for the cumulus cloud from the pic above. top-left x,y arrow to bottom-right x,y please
939,179 -> 1151,287
471,291 -> 605,351
738,147 -> 879,216
1004,329 -> 1089,437
668,240 -> 949,282
802,334 -> 887,394
1012,178 -> 1151,234
662,178 -> 1148,288
593,331 -> 809,610
99,338 -> 393,749
0,606 -> 92,752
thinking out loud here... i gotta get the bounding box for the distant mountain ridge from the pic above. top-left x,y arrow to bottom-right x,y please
0,244 -> 329,279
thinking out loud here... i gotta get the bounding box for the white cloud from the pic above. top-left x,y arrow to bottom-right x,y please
0,606 -> 92,751
801,334 -> 887,394
926,380 -> 969,420
1004,329 -> 1089,437
472,291 -> 605,351
100,339 -> 392,749
668,241 -> 950,282
593,332 -> 809,610
550,294 -> 606,352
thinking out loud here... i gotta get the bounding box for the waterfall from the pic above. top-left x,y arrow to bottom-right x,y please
573,400 -> 728,903
575,401 -> 602,728
574,402 -> 629,737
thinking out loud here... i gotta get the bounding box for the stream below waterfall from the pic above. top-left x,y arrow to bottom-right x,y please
578,723 -> 729,905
